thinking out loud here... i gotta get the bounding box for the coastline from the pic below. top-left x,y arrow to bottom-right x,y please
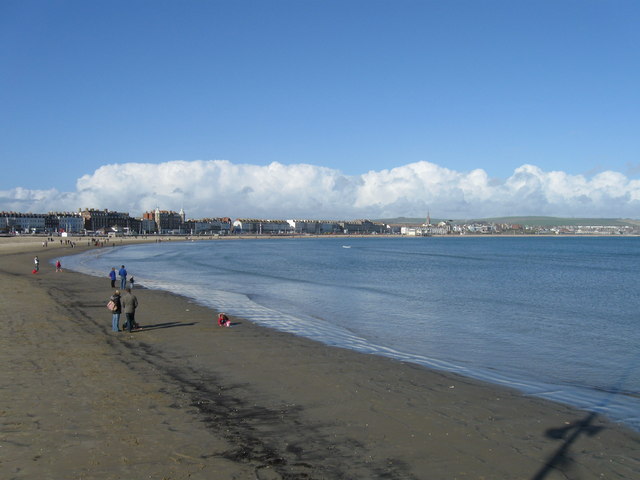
1,237 -> 638,479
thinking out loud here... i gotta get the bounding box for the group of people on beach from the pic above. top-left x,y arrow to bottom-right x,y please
32,256 -> 62,273
108,264 -> 140,333
30,255 -> 229,333
109,265 -> 134,289
107,264 -> 229,331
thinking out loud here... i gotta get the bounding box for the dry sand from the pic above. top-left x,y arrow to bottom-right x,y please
1,236 -> 638,479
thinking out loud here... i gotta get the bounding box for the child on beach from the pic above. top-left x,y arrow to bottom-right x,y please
217,313 -> 230,327
55,260 -> 62,272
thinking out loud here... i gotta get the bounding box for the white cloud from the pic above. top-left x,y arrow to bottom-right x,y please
1,160 -> 640,219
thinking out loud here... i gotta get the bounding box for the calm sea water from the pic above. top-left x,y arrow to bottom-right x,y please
62,236 -> 640,430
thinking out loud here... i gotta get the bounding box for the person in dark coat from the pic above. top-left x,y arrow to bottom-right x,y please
121,287 -> 139,332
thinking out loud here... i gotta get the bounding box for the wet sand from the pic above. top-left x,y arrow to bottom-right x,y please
1,237 -> 638,479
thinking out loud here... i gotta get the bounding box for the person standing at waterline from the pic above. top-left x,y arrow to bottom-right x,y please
109,267 -> 117,288
118,265 -> 127,289
33,256 -> 39,272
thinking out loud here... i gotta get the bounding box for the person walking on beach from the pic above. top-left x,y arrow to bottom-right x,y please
109,267 -> 117,288
118,265 -> 127,289
109,290 -> 122,332
121,287 -> 139,332
33,256 -> 39,272
55,260 -> 62,272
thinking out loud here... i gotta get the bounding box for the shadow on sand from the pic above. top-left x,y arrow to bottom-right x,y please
530,411 -> 604,480
134,321 -> 198,331
532,348 -> 639,479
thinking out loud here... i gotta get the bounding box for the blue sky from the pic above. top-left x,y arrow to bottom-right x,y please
1,0 -> 639,219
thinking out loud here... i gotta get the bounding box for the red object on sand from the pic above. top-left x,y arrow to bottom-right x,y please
217,313 -> 230,327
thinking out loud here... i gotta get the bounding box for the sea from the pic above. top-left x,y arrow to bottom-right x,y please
61,236 -> 640,431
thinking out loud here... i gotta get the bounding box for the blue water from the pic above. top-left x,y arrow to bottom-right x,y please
62,236 -> 640,431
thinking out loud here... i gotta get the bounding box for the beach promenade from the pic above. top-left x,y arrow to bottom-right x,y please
0,236 -> 638,479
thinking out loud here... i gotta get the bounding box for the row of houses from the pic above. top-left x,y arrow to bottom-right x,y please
237,219 -> 387,235
0,209 -> 228,235
0,211 -> 86,234
0,209 -> 389,236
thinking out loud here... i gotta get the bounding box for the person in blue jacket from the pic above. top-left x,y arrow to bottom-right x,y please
118,265 -> 127,289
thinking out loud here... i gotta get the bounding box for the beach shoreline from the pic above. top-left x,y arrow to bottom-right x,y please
1,237 -> 638,479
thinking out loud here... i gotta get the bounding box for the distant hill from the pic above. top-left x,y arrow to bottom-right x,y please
377,216 -> 640,227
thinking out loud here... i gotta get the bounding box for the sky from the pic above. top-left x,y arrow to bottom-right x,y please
1,0 -> 639,220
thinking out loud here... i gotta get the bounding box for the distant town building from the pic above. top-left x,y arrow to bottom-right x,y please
233,219 -> 292,234
0,212 -> 47,233
339,220 -> 387,234
139,217 -> 157,234
48,212 -> 85,233
287,220 -> 342,234
142,208 -> 186,234
186,217 -> 232,235
80,208 -> 139,234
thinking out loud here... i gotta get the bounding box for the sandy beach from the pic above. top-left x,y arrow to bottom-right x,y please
1,236 -> 638,479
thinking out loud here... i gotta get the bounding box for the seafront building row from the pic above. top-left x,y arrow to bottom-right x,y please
1,208 -> 637,236
0,208 -> 390,236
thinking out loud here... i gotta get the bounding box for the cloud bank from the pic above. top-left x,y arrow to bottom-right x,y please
1,160 -> 639,220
